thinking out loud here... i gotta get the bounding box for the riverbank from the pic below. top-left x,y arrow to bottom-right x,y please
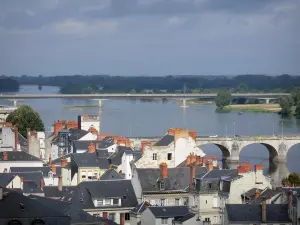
64,105 -> 99,110
187,100 -> 214,105
224,104 -> 281,113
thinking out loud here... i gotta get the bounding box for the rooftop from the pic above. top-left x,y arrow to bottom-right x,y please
153,134 -> 174,147
148,206 -> 189,218
0,151 -> 42,162
100,168 -> 124,180
71,152 -> 109,169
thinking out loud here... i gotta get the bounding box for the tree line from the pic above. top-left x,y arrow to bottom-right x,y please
0,77 -> 19,92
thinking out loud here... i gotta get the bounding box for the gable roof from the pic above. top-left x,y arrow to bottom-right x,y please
43,186 -> 78,200
0,188 -> 68,219
78,180 -> 138,208
71,152 -> 109,169
107,146 -> 134,166
0,173 -> 17,187
131,201 -> 149,214
73,140 -> 107,152
100,169 -> 124,180
10,167 -> 51,177
10,171 -> 43,186
200,169 -> 239,180
98,136 -> 115,148
153,134 -> 174,147
148,206 -> 189,218
0,151 -> 42,162
23,181 -> 43,194
226,204 -> 291,223
68,128 -> 89,141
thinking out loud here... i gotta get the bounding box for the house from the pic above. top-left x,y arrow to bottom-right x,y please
140,206 -> 194,225
130,201 -> 149,224
132,162 -> 207,206
78,114 -> 100,133
26,129 -> 47,161
135,128 -> 205,168
100,168 -> 124,180
77,179 -> 138,225
225,200 -> 292,225
10,166 -> 60,186
0,173 -> 22,189
0,151 -> 43,172
72,140 -> 109,153
0,126 -> 27,152
0,187 -> 70,225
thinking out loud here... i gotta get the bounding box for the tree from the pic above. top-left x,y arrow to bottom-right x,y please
282,173 -> 300,186
295,101 -> 300,118
216,90 -> 231,110
279,96 -> 293,116
6,105 -> 44,137
235,83 -> 248,93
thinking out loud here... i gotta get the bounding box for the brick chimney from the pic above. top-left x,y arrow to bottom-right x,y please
261,197 -> 267,223
168,128 -> 182,135
160,162 -> 168,178
255,164 -> 264,172
188,130 -> 197,141
88,143 -> 96,153
66,120 -> 78,129
189,164 -> 195,191
288,189 -> 293,211
237,162 -> 252,174
58,176 -> 62,191
49,154 -> 52,165
3,152 -> 8,161
141,141 -> 152,154
196,156 -> 202,165
40,179 -> 44,191
54,120 -> 64,136
14,126 -> 19,151
255,189 -> 260,198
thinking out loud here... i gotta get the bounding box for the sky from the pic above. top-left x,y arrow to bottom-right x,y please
0,0 -> 299,76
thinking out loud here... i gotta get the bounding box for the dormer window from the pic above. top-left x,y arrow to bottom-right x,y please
160,181 -> 165,190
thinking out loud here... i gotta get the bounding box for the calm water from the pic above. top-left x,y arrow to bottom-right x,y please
1,85 -> 299,186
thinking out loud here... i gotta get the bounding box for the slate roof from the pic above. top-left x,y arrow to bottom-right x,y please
199,169 -> 239,180
245,188 -> 280,204
68,128 -> 89,141
29,195 -> 117,225
100,169 -> 124,180
148,206 -> 189,218
153,134 -> 174,147
0,188 -> 68,219
71,152 -> 109,169
98,136 -> 115,148
10,167 -> 51,177
11,171 -> 43,186
96,150 -> 110,158
173,213 -> 195,223
131,201 -> 149,214
0,173 -> 17,187
107,146 -> 134,166
281,187 -> 300,206
0,151 -> 42,161
43,186 -> 78,200
78,180 -> 138,208
23,181 -> 43,194
226,204 -> 291,223
73,140 -> 106,152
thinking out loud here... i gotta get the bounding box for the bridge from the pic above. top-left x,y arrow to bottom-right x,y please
130,134 -> 300,163
0,93 -> 289,100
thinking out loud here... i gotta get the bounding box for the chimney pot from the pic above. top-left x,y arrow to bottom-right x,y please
255,189 -> 260,198
40,179 -> 44,191
288,189 -> 293,211
160,162 -> 168,178
189,164 -> 196,191
88,142 -> 96,153
261,197 -> 267,223
58,176 -> 62,191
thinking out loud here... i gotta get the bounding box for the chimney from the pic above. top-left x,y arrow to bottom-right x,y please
206,161 -> 214,172
54,120 -> 64,136
58,176 -> 62,191
160,162 -> 168,178
14,126 -> 19,151
190,152 -> 197,164
51,164 -> 56,174
141,141 -> 152,154
261,197 -> 267,223
3,152 -> 8,161
237,162 -> 252,174
61,158 -> 68,167
26,128 -> 30,152
186,154 -> 192,166
288,189 -> 293,211
189,164 -> 195,191
255,164 -> 264,172
40,179 -> 44,191
49,154 -> 52,165
255,189 -> 260,198
88,143 -> 96,153
196,156 -> 202,165
188,130 -> 197,141
0,187 -> 2,200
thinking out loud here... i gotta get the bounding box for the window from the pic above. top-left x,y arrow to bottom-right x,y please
213,197 -> 218,208
96,199 -> 103,206
153,153 -> 157,160
108,213 -> 115,221
206,200 -> 207,204
82,175 -> 86,179
160,199 -> 166,206
104,199 -> 111,205
175,199 -> 180,206
125,213 -> 130,220
161,218 -> 168,224
88,176 -> 92,180
208,183 -> 212,189
167,153 -> 172,160
160,181 -> 165,190
31,219 -> 45,225
113,198 -> 119,205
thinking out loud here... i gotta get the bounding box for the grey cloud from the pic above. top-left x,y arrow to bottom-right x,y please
0,0 -> 287,29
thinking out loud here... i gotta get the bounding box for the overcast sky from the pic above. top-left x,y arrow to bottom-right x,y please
0,0 -> 299,76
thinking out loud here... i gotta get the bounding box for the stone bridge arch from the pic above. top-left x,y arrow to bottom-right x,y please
239,142 -> 279,162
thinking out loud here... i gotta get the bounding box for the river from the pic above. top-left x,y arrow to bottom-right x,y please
1,85 -> 299,186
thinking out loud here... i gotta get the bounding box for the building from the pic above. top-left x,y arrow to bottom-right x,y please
0,126 -> 27,152
78,114 -> 100,133
100,168 -> 124,180
140,206 -> 195,225
0,151 -> 43,172
0,173 -> 22,189
225,200 -> 292,225
135,128 -> 205,168
78,179 -> 138,225
0,187 -> 70,225
73,140 -> 108,153
132,162 -> 207,206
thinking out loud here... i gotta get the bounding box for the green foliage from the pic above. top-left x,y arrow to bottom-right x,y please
6,105 -> 45,137
235,83 -> 248,93
295,101 -> 300,118
282,173 -> 300,186
279,96 -> 293,116
247,99 -> 259,104
0,78 -> 19,92
216,90 -> 231,110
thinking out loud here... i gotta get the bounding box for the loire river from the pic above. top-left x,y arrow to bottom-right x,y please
1,85 -> 299,186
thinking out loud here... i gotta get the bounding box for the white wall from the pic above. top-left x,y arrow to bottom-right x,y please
0,161 -> 43,172
7,176 -> 22,189
141,208 -> 157,225
121,153 -> 134,179
228,170 -> 272,204
79,132 -> 97,141
131,168 -> 143,204
1,127 -> 14,147
81,121 -> 100,132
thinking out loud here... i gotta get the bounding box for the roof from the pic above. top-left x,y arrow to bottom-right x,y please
98,136 -> 115,148
23,181 -> 43,194
73,140 -> 106,152
200,169 -> 238,180
68,128 -> 89,141
153,134 -> 174,147
0,188 -> 68,219
148,206 -> 189,218
0,151 -> 42,162
173,213 -> 195,223
11,171 -> 43,186
226,204 -> 291,223
107,146 -> 134,166
100,169 -> 124,180
131,201 -> 149,214
79,180 -> 138,208
10,167 -> 51,177
29,195 -> 117,225
43,186 -> 78,199
281,187 -> 300,206
0,173 -> 17,187
71,152 -> 109,169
